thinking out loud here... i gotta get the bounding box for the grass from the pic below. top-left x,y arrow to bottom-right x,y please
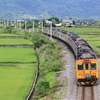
79,35 -> 100,41
0,65 -> 36,100
79,35 -> 100,47
87,41 -> 100,48
44,72 -> 56,88
0,48 -> 36,63
0,34 -> 21,37
91,45 -> 100,55
0,38 -> 33,46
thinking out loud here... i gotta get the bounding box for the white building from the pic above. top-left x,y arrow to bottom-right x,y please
55,23 -> 62,27
45,20 -> 52,24
62,19 -> 74,27
17,20 -> 24,23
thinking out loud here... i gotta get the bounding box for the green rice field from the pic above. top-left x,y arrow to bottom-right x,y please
0,38 -> 33,46
0,33 -> 37,100
79,35 -> 100,48
87,41 -> 100,48
79,35 -> 100,40
0,34 -> 21,37
0,48 -> 36,63
0,65 -> 35,100
57,27 -> 100,35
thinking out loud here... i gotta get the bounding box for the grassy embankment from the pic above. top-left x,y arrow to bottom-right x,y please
0,26 -> 62,100
56,27 -> 100,56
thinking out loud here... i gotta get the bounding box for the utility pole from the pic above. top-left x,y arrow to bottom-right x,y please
5,20 -> 7,27
16,21 -> 17,29
48,29 -> 50,35
18,22 -> 20,29
14,20 -> 16,28
25,21 -> 27,31
1,19 -> 3,25
3,20 -> 5,27
11,20 -> 13,26
42,21 -> 43,32
0,19 -> 1,25
4,20 -> 6,27
50,22 -> 52,40
33,21 -> 34,32
7,20 -> 9,26
20,21 -> 21,29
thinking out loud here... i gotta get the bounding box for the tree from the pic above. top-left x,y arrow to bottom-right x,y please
48,17 -> 59,23
31,34 -> 49,48
26,21 -> 33,28
47,17 -> 59,27
73,20 -> 75,25
4,26 -> 14,33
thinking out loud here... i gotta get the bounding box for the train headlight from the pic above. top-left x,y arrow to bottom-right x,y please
85,74 -> 90,78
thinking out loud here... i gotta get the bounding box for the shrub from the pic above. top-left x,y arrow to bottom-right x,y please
35,79 -> 50,98
30,34 -> 49,48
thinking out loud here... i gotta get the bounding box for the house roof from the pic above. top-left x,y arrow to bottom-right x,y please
62,19 -> 73,23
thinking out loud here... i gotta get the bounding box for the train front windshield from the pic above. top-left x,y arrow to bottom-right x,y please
78,63 -> 96,70
91,63 -> 96,70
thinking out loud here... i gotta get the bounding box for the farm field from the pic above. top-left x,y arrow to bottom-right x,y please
0,33 -> 36,100
0,48 -> 36,63
0,34 -> 21,37
79,35 -> 100,48
87,41 -> 100,48
0,65 -> 35,100
79,35 -> 100,40
0,38 -> 33,46
56,27 -> 100,35
57,27 -> 100,55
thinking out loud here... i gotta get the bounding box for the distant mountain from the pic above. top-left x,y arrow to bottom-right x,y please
0,0 -> 100,19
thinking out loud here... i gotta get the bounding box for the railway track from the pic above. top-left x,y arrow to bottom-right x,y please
55,38 -> 97,100
77,86 -> 95,100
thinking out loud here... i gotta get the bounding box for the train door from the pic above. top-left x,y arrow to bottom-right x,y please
84,63 -> 91,78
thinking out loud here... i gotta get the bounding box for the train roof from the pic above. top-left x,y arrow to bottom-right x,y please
52,28 -> 97,60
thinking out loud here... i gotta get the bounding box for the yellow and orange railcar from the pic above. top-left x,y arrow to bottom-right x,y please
76,59 -> 98,85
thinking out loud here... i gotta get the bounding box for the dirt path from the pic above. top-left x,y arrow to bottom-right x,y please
51,39 -> 76,100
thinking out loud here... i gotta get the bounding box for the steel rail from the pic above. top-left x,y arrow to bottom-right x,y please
81,86 -> 94,100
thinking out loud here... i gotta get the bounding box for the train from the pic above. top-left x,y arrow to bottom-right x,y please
43,27 -> 99,85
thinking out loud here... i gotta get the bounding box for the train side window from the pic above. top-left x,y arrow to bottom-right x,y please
91,63 -> 96,70
78,64 -> 83,70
